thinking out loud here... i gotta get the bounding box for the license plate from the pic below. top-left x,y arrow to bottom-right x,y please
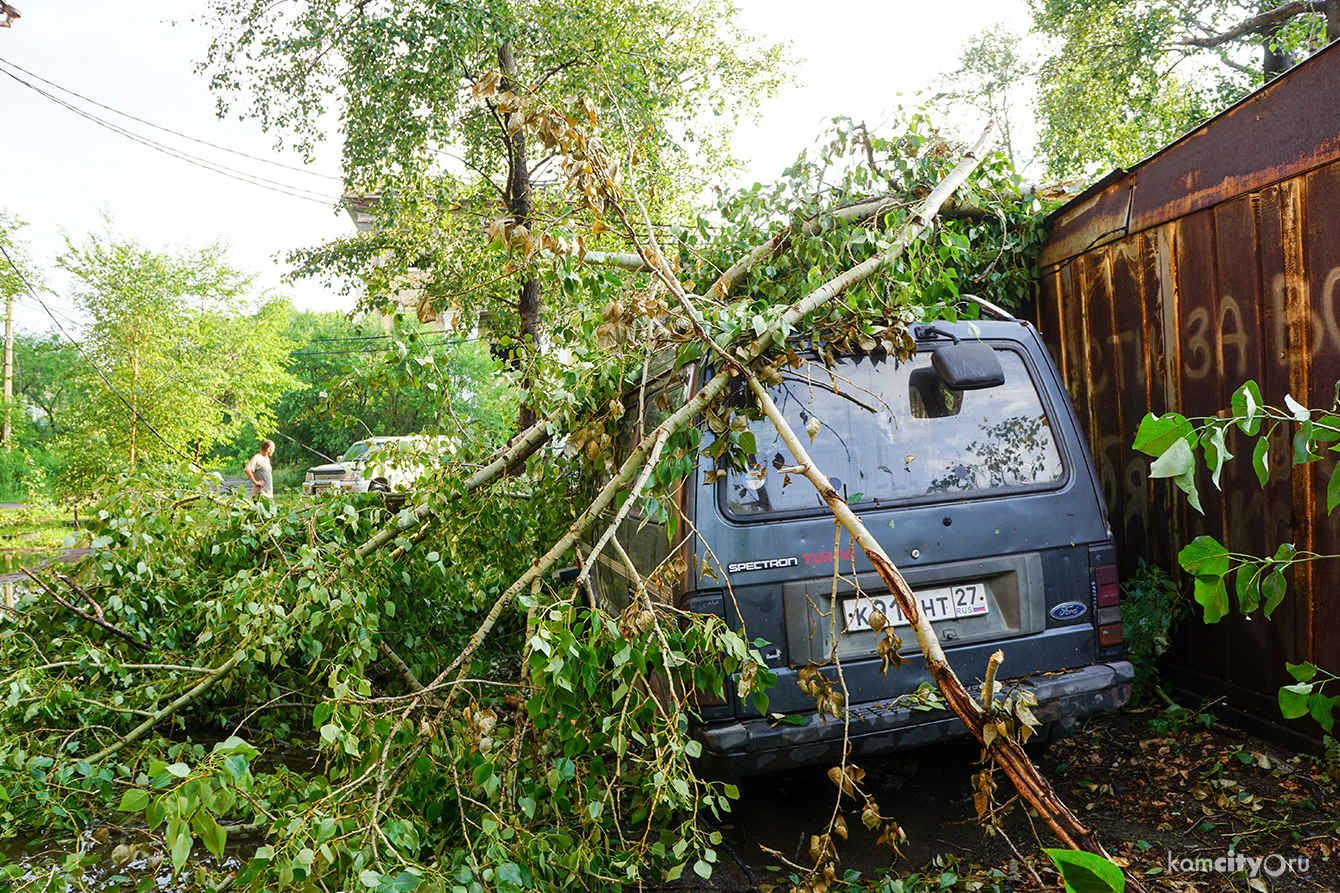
842,582 -> 989,632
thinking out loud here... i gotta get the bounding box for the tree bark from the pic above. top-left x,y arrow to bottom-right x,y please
499,42 -> 542,432
1328,0 -> 1340,42
1261,18 -> 1297,80
1175,2 -> 1323,49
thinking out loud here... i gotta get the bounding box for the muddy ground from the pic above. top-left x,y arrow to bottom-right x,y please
687,707 -> 1339,893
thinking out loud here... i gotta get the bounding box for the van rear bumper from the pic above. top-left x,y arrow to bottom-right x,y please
693,660 -> 1134,776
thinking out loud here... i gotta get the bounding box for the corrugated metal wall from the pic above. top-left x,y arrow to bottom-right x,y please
1036,44 -> 1340,736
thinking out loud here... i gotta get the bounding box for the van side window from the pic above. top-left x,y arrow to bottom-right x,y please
723,348 -> 1064,517
613,366 -> 692,512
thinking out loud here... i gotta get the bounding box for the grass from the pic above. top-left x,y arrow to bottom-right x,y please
0,503 -> 81,551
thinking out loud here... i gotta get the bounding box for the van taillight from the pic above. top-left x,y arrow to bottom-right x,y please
683,592 -> 731,715
1093,565 -> 1123,650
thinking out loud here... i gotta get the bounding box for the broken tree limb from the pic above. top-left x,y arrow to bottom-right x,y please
22,568 -> 150,653
420,119 -> 999,711
746,375 -> 1121,866
88,654 -> 241,764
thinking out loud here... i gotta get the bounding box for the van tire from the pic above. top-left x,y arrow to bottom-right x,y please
369,477 -> 391,493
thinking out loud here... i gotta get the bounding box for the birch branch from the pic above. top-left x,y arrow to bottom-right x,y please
746,373 -> 1118,865
88,654 -> 241,763
22,568 -> 150,653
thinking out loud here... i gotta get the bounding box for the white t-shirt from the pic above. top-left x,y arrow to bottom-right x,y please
246,452 -> 274,497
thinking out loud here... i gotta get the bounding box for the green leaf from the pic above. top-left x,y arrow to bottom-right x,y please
1179,536 -> 1230,577
196,812 -> 227,860
1200,424 -> 1231,490
1234,565 -> 1261,615
117,789 -> 150,813
210,736 -> 259,759
145,798 -> 167,831
1261,569 -> 1287,619
693,860 -> 713,879
165,762 -> 190,779
167,818 -> 193,873
1252,434 -> 1271,487
1279,683 -> 1314,719
1043,848 -> 1125,893
1292,419 -> 1318,464
1311,694 -> 1338,732
389,870 -> 423,892
1150,439 -> 1201,512
1286,661 -> 1318,683
1134,413 -> 1193,458
1328,463 -> 1340,514
1231,381 -> 1264,436
1193,575 -> 1230,624
1182,540 -> 1233,621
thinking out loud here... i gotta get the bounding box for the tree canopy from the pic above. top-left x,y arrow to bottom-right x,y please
201,0 -> 788,427
1031,0 -> 1340,176
54,227 -> 298,492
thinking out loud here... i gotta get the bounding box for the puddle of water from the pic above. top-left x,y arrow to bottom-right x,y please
0,550 -> 59,573
3,827 -> 256,891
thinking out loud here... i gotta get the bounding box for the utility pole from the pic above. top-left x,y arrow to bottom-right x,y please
3,293 -> 11,452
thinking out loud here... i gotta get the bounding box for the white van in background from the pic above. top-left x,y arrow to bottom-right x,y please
301,435 -> 455,496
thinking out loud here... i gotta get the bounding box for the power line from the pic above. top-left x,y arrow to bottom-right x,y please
0,56 -> 343,183
0,60 -> 339,206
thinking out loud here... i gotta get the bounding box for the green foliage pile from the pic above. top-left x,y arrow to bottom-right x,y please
1,92 -> 1054,892
0,458 -> 766,891
674,115 -> 1046,316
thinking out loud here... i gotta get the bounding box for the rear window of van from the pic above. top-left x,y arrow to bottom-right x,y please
723,348 -> 1065,518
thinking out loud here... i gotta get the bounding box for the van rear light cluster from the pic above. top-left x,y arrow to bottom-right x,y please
683,591 -> 732,717
1093,564 -> 1123,653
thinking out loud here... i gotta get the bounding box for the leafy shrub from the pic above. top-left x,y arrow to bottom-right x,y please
1121,561 -> 1188,705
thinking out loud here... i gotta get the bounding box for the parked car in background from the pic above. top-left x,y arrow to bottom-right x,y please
301,435 -> 455,496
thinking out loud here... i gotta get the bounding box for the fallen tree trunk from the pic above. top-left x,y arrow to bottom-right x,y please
402,125 -> 996,709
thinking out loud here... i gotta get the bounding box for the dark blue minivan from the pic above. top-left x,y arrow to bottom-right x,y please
588,319 -> 1132,775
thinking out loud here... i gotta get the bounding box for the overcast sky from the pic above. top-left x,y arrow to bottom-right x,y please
0,0 -> 1031,335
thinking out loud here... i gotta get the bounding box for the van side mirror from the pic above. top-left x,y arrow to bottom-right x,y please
930,341 -> 1005,390
909,368 -> 963,418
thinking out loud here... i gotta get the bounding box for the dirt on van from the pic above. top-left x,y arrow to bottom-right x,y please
679,706 -> 1340,893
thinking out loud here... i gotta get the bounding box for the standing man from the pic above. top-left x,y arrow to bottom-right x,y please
244,439 -> 276,498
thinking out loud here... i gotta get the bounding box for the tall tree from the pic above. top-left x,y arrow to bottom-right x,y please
56,226 -> 298,492
1032,0 -> 1340,177
12,331 -> 81,443
201,0 -> 787,428
935,30 -> 1035,170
